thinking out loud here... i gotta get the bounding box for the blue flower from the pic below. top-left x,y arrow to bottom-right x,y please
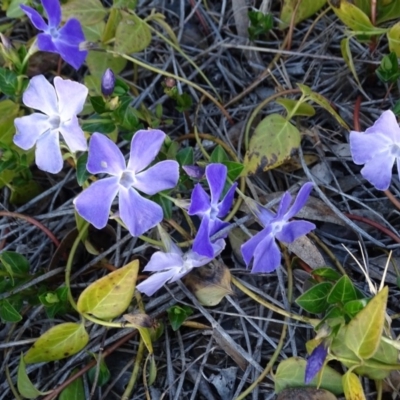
350,110 -> 400,190
241,182 -> 316,273
74,130 -> 179,237
188,163 -> 237,258
305,344 -> 328,384
21,0 -> 87,69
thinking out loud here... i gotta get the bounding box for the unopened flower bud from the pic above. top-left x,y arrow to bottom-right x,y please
101,68 -> 115,96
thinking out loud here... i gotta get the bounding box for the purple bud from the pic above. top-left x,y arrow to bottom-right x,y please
101,68 -> 115,96
305,343 -> 328,384
182,165 -> 205,179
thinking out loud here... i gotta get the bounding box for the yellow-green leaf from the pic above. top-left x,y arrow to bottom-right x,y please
342,371 -> 366,400
276,98 -> 316,117
24,323 -> 89,364
62,0 -> 107,25
345,286 -> 388,359
330,0 -> 386,34
243,114 -> 301,176
340,37 -> 363,89
279,0 -> 327,29
77,260 -> 139,319
297,84 -> 349,129
114,11 -> 152,54
388,22 -> 400,57
18,354 -> 51,398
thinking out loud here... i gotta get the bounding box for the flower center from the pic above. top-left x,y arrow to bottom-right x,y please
210,203 -> 219,220
119,171 -> 135,188
181,254 -> 194,272
391,143 -> 400,158
49,27 -> 59,39
48,115 -> 61,130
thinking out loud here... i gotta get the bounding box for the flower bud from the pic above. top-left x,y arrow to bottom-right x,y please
101,68 -> 115,96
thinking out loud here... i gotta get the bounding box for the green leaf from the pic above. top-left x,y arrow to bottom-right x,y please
147,354 -> 157,386
175,92 -> 192,112
62,0 -> 107,25
88,357 -> 111,386
274,357 -> 343,395
276,98 -> 316,117
0,299 -> 22,322
6,0 -> 29,18
298,84 -> 349,129
0,67 -> 18,96
330,0 -> 386,34
224,161 -> 244,182
243,114 -> 301,175
342,371 -> 366,400
77,260 -> 139,319
326,275 -> 357,304
153,192 -> 173,220
279,0 -> 327,29
376,0 -> 400,24
113,0 -> 137,7
82,116 -> 116,133
311,267 -> 342,281
113,95 -> 140,131
18,355 -> 50,398
0,100 -> 20,145
343,298 -> 368,318
39,287 -> 70,318
296,282 -> 333,313
90,96 -> 107,114
85,50 -> 127,80
248,11 -> 273,40
82,21 -> 105,42
176,147 -> 194,166
59,370 -> 85,400
0,251 -> 30,279
345,286 -> 388,359
388,22 -> 400,57
376,52 -> 400,83
167,305 -> 193,331
114,11 -> 152,54
24,322 -> 89,363
210,146 -> 229,163
76,153 -> 90,186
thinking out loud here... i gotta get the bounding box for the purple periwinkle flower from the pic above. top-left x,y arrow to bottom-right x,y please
21,0 -> 87,69
182,165 -> 205,179
188,163 -> 237,258
305,344 -> 328,384
241,182 -> 316,273
350,110 -> 400,191
136,229 -> 225,296
14,75 -> 88,174
74,130 -> 179,237
101,68 -> 115,96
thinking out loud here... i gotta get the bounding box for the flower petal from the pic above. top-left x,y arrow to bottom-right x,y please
217,182 -> 237,218
54,40 -> 87,70
241,228 -> 269,266
119,187 -> 163,236
285,182 -> 314,220
143,252 -> 183,272
246,197 -> 275,226
14,113 -> 51,150
23,75 -> 58,116
305,344 -> 328,384
54,77 -> 88,119
365,110 -> 400,142
209,218 -> 229,238
206,163 -> 227,205
252,235 -> 281,273
42,0 -> 61,28
350,130 -> 393,165
136,269 -> 178,296
127,129 -> 166,173
37,33 -> 58,53
276,220 -> 316,243
188,238 -> 226,267
276,191 -> 292,219
87,133 -> 125,176
188,183 -> 210,216
59,117 -> 87,152
134,160 -> 179,195
192,215 -> 214,258
35,130 -> 63,173
20,5 -> 48,31
74,177 -> 119,229
360,152 -> 395,190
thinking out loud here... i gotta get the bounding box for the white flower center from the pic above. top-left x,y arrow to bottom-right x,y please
48,115 -> 61,130
180,254 -> 194,273
49,27 -> 59,39
391,143 -> 400,158
119,171 -> 135,188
